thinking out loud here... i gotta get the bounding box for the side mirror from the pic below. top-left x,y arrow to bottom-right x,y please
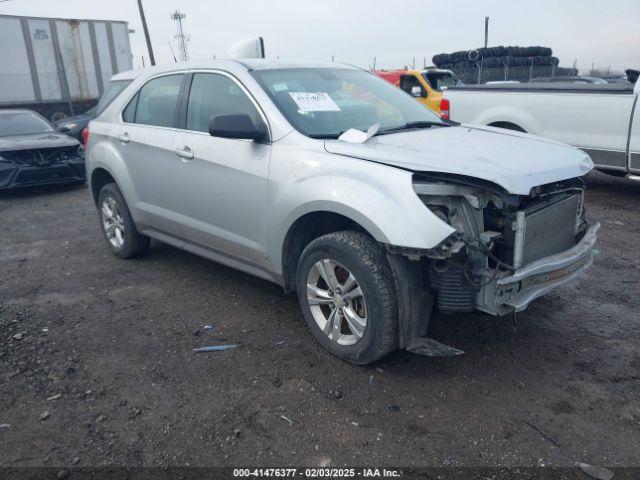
410,85 -> 426,98
209,114 -> 267,141
57,125 -> 70,133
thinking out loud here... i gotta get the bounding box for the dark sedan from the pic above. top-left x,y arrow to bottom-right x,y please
53,106 -> 95,141
53,78 -> 133,141
0,110 -> 85,191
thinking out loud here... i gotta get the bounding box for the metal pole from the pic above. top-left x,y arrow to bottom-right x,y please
178,15 -> 186,61
58,53 -> 75,116
529,57 -> 533,81
137,0 -> 155,66
171,11 -> 188,61
484,17 -> 489,48
168,41 -> 177,63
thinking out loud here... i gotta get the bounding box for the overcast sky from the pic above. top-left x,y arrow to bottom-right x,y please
2,0 -> 639,73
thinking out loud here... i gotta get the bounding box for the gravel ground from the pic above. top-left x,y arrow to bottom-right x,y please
0,171 -> 638,468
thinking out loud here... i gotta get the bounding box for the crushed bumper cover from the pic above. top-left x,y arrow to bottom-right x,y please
0,157 -> 85,190
487,223 -> 600,314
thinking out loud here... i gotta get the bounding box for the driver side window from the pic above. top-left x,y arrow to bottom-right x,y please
186,73 -> 260,133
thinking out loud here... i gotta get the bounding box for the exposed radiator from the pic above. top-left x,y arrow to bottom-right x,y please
516,193 -> 581,266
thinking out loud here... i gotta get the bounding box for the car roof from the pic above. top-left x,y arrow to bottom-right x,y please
109,58 -> 357,82
237,58 -> 356,70
110,70 -> 141,81
424,68 -> 454,73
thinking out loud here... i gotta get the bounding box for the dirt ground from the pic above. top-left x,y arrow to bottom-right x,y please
1,171 -> 639,469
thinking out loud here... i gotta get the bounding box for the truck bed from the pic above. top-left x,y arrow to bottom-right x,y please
447,82 -> 633,95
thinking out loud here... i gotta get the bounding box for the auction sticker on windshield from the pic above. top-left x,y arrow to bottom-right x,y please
289,92 -> 341,112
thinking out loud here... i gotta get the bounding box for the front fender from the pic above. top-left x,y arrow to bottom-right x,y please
268,149 -> 455,276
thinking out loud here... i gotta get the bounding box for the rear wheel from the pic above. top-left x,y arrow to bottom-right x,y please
296,231 -> 398,364
97,183 -> 149,259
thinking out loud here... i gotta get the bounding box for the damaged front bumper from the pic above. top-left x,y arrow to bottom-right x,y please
478,223 -> 600,315
0,156 -> 86,190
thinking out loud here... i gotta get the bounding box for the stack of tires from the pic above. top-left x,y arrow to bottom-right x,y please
432,46 -> 578,84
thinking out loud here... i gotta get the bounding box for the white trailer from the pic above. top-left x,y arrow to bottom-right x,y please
0,14 -> 133,120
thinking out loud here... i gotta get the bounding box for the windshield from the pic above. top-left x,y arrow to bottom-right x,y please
0,112 -> 54,136
423,71 -> 463,91
251,68 -> 445,138
95,79 -> 132,116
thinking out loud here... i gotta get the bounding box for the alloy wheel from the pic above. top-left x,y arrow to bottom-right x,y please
101,196 -> 125,249
306,259 -> 368,346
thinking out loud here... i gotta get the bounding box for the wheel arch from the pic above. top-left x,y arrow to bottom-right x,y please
280,209 -> 381,293
487,121 -> 527,132
470,105 -> 538,133
90,167 -> 116,204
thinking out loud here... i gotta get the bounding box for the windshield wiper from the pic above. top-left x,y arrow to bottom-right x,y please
308,132 -> 344,139
376,120 -> 450,135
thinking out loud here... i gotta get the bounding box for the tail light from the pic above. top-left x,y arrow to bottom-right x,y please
81,127 -> 89,149
440,98 -> 450,120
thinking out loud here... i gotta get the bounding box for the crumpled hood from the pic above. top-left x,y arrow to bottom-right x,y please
0,133 -> 79,152
324,124 -> 593,195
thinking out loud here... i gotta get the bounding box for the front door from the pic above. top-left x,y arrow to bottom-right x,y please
172,71 -> 271,269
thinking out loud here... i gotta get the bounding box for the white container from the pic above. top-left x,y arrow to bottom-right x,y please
0,14 -> 133,105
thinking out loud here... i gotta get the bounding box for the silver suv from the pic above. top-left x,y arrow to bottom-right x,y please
86,60 -> 599,364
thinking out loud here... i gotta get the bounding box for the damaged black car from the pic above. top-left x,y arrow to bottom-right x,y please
0,109 -> 85,191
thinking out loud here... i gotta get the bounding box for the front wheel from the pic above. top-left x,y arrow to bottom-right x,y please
295,231 -> 398,364
97,182 -> 149,259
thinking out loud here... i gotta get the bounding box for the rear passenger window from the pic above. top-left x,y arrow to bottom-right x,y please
124,74 -> 183,127
186,73 -> 260,133
122,92 -> 138,123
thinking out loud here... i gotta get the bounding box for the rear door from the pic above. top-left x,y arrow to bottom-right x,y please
171,71 -> 272,269
628,94 -> 640,173
118,73 -> 186,231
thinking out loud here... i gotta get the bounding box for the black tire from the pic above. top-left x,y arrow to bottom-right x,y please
295,231 -> 398,365
97,182 -> 149,259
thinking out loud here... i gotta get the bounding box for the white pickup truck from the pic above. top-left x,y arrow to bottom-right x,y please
443,81 -> 640,179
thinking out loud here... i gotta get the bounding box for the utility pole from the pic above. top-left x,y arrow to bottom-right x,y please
137,0 -> 155,66
484,17 -> 489,48
171,10 -> 189,62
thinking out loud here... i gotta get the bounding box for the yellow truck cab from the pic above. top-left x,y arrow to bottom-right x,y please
375,68 -> 462,114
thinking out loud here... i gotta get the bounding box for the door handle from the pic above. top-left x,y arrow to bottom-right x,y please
118,133 -> 130,143
175,146 -> 194,161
